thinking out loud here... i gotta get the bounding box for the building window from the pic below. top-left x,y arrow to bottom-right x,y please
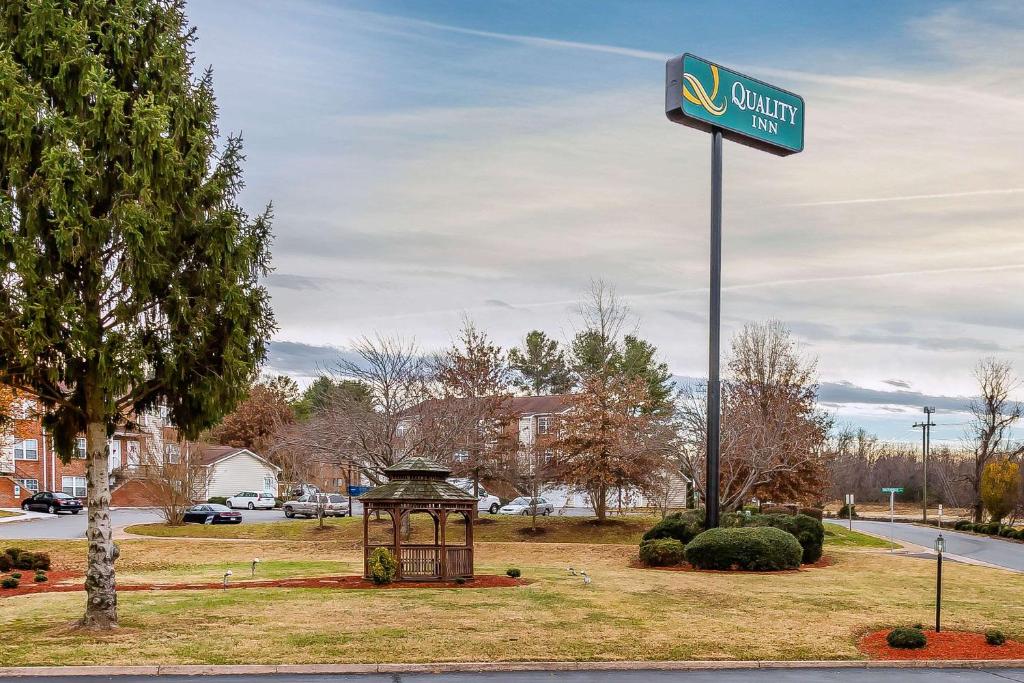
75,437 -> 87,459
14,439 -> 38,460
537,416 -> 551,435
453,451 -> 469,463
263,476 -> 275,494
14,478 -> 39,493
62,476 -> 87,498
543,449 -> 555,464
164,443 -> 180,464
519,417 -> 533,444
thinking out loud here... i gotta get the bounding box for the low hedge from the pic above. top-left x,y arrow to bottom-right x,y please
745,513 -> 824,564
0,548 -> 50,572
207,496 -> 229,506
642,510 -> 704,545
639,538 -> 686,567
684,527 -> 802,571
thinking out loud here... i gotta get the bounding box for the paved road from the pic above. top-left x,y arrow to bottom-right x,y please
0,508 -> 291,540
827,519 -> 1024,572
3,669 -> 1024,682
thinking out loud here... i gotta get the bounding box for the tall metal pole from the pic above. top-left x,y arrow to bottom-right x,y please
706,127 -> 723,529
935,547 -> 943,632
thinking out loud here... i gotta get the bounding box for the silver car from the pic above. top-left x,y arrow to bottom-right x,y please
498,496 -> 555,516
282,493 -> 350,518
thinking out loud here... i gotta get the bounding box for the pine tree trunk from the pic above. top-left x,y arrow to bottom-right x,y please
81,420 -> 118,628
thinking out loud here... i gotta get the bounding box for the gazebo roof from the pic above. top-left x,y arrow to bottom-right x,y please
359,455 -> 477,503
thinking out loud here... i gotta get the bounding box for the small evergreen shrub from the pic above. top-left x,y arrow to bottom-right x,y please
747,513 -> 825,564
29,552 -> 50,571
638,539 -> 686,567
0,556 -> 9,573
33,573 -> 47,583
887,627 -> 926,649
798,507 -> 824,521
10,572 -> 21,579
506,567 -> 521,578
953,520 -> 973,531
207,496 -> 229,506
837,503 -> 857,519
642,511 -> 704,545
454,577 -> 466,585
761,504 -> 798,516
1,577 -> 18,589
985,629 -> 1006,646
367,548 -> 397,585
684,527 -> 802,571
720,511 -> 748,528
978,523 -> 1000,535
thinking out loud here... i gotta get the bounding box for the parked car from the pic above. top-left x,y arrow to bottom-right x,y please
182,504 -> 242,525
498,496 -> 554,516
448,478 -> 501,514
21,491 -> 83,515
226,491 -> 276,510
282,493 -> 350,518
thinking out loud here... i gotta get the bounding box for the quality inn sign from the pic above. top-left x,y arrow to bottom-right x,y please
666,53 -> 804,155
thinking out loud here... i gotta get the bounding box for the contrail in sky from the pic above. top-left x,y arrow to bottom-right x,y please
788,188 -> 1024,207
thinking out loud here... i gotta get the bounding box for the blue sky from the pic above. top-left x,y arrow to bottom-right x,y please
185,1 -> 1024,442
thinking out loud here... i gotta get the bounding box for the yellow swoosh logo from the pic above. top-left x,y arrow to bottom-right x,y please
683,65 -> 727,117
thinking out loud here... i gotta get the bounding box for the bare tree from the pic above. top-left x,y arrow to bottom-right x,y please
680,321 -> 831,510
966,358 -> 1023,522
139,443 -> 211,526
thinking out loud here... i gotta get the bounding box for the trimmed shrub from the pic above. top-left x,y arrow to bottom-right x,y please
836,503 -> 857,519
977,523 -> 1000,535
367,548 -> 397,585
10,572 -> 21,579
642,511 -> 705,545
999,526 -> 1015,538
1013,529 -> 1024,541
747,513 -> 825,564
799,507 -> 824,521
207,496 -> 229,506
33,573 -> 47,583
985,629 -> 1006,646
887,627 -> 926,649
2,550 -> 50,571
0,556 -> 9,573
761,504 -> 798,515
639,539 -> 686,567
506,567 -> 521,578
454,577 -> 466,585
953,520 -> 973,531
1,577 -> 18,589
720,511 -> 748,528
684,527 -> 802,571
29,552 -> 50,571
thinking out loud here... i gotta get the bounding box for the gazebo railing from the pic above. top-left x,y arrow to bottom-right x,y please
400,545 -> 440,577
445,547 -> 472,577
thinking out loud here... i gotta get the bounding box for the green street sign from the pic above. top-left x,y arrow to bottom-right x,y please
882,487 -> 904,494
666,53 -> 804,156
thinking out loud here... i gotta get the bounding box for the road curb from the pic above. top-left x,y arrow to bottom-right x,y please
3,660 -> 1024,676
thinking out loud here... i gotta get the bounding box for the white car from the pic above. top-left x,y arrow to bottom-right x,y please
226,491 -> 276,510
498,496 -> 555,516
448,478 -> 501,514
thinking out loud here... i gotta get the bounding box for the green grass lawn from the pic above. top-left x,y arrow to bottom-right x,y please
824,524 -> 898,550
0,537 -> 1021,666
0,510 -> 21,519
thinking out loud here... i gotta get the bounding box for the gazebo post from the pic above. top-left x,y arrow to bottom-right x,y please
439,509 -> 447,579
467,507 -> 474,578
393,506 -> 403,581
362,503 -> 370,577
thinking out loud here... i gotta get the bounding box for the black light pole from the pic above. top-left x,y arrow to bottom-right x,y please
934,534 -> 945,632
706,127 -> 723,530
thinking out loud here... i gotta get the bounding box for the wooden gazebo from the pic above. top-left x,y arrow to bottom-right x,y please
359,456 -> 477,581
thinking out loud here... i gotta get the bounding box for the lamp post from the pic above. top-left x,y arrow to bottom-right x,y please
223,569 -> 233,589
934,534 -> 945,632
251,557 -> 260,578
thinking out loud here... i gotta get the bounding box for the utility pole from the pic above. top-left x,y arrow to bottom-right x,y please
913,406 -> 936,523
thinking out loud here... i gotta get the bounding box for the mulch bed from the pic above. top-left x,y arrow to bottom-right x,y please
859,629 -> 1024,660
1,573 -> 528,598
630,555 -> 834,574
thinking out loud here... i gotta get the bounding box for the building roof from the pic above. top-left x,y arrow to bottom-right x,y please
399,394 -> 573,420
194,445 -> 282,472
384,456 -> 452,476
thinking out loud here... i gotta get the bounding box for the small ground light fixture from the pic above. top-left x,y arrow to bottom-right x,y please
934,535 -> 945,553
223,569 -> 233,588
252,557 -> 260,577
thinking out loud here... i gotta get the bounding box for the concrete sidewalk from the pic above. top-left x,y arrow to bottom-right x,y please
0,509 -> 48,524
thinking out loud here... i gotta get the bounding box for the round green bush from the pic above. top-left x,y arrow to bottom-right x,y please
985,629 -> 1006,646
10,572 -> 21,579
837,503 -> 857,519
953,520 -> 973,532
33,573 -> 47,583
684,527 -> 802,571
506,567 -> 521,578
747,513 -> 824,564
1,577 -> 19,589
367,547 -> 397,585
639,538 -> 686,567
642,511 -> 704,545
886,627 -> 926,649
206,496 -> 229,506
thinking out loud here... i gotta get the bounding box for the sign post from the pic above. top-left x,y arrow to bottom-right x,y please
882,487 -> 904,551
845,493 -> 855,531
666,54 -> 804,529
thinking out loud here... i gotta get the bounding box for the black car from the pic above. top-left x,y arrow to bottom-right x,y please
183,504 -> 243,525
21,491 -> 83,515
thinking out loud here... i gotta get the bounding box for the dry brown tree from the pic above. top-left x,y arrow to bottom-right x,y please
680,321 -> 831,510
965,358 -> 1024,522
138,442 -> 211,526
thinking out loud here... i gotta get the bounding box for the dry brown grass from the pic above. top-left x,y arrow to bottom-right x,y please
1,537 -> 1022,665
